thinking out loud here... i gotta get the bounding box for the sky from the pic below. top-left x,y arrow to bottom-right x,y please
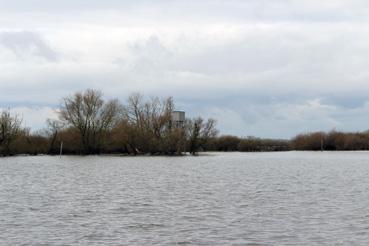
1,0 -> 369,138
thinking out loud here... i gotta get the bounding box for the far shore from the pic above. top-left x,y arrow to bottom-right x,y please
4,149 -> 369,159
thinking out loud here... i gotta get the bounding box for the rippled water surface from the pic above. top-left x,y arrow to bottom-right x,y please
1,152 -> 369,245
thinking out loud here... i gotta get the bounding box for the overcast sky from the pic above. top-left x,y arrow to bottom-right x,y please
1,0 -> 369,138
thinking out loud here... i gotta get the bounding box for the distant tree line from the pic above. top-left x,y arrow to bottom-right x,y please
291,131 -> 369,151
2,90 -> 369,156
205,135 -> 290,152
204,131 -> 369,152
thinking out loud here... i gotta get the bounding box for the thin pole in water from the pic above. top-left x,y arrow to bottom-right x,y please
59,141 -> 63,158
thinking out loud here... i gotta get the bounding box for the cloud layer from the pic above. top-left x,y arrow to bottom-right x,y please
1,1 -> 369,138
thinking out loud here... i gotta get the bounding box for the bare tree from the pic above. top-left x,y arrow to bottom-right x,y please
59,89 -> 122,154
122,93 -> 178,154
186,117 -> 218,155
125,93 -> 144,129
45,119 -> 64,154
0,110 -> 22,156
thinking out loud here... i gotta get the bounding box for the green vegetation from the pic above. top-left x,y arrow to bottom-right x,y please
1,89 -> 369,156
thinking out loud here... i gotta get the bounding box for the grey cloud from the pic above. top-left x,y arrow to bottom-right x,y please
0,31 -> 59,62
127,36 -> 172,74
1,1 -> 369,137
193,99 -> 369,138
1,0 -> 369,23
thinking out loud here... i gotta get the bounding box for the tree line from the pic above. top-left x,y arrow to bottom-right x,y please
2,90 -> 369,156
291,130 -> 369,151
0,89 -> 218,156
204,135 -> 290,152
206,131 -> 369,152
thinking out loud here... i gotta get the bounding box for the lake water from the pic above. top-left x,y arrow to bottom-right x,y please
1,152 -> 369,245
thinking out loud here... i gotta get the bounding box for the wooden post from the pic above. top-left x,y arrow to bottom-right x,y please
59,141 -> 63,158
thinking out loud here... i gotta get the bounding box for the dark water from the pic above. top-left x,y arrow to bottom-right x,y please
1,152 -> 369,245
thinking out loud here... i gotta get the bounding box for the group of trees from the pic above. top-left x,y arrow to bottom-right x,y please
0,110 -> 22,156
291,130 -> 369,151
206,135 -> 290,152
0,89 -> 218,156
3,90 -> 369,156
207,131 -> 369,152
